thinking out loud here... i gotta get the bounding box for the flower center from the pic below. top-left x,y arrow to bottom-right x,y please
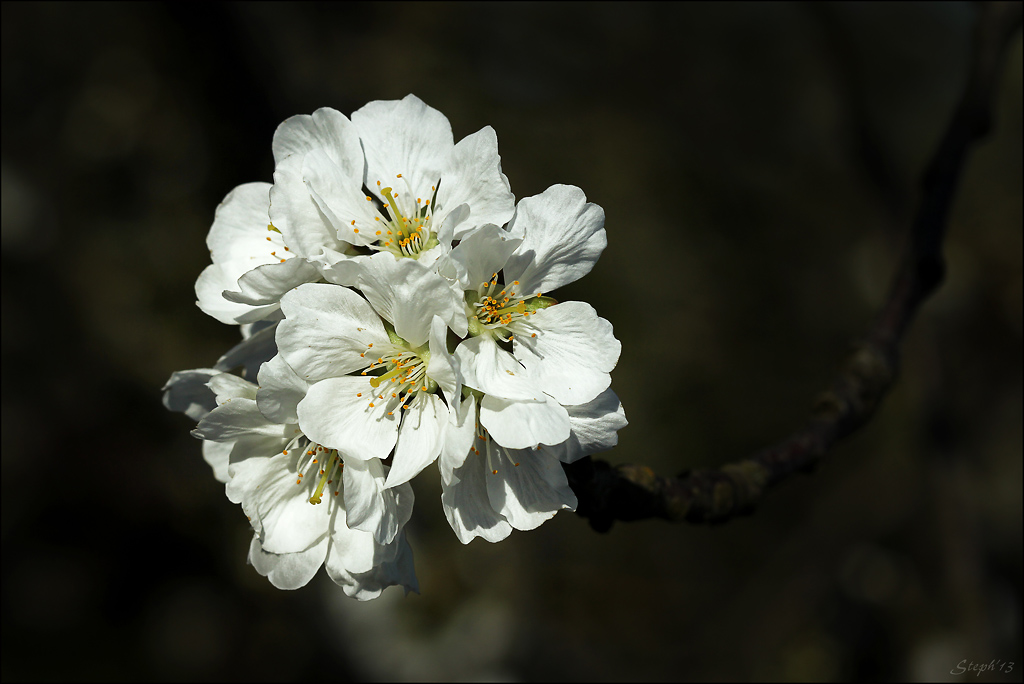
356,340 -> 438,415
281,433 -> 343,505
465,273 -> 555,339
352,175 -> 439,259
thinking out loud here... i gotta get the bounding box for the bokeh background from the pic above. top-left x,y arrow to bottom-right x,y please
2,2 -> 1021,681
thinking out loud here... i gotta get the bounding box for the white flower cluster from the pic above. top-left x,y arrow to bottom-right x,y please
163,95 -> 626,599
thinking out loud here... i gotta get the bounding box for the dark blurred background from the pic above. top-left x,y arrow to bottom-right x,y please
2,2 -> 1021,681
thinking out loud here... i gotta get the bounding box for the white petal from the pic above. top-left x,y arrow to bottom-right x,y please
248,453 -> 331,554
207,373 -> 257,403
435,126 -> 515,239
441,447 -> 513,544
301,147 -> 383,247
214,321 -> 279,382
325,508 -> 381,575
446,223 -> 522,291
355,252 -> 466,348
201,440 -> 232,483
318,250 -> 367,289
437,394 -> 477,483
485,446 -> 576,532
216,319 -> 280,378
503,185 -> 606,295
510,301 -> 619,406
272,107 -> 364,179
436,202 -> 467,248
225,451 -> 274,504
192,398 -> 291,442
206,182 -> 274,264
326,530 -> 419,599
415,241 -> 449,271
196,182 -> 296,324
558,388 -> 628,463
248,534 -> 328,590
269,152 -> 348,261
255,355 -> 309,424
343,458 -> 414,545
223,257 -> 320,306
195,262 -> 279,325
385,393 -> 447,488
352,94 -> 453,202
454,335 -> 544,402
277,283 -> 389,383
426,315 -> 461,407
162,369 -> 219,421
229,434 -> 292,469
479,393 -> 570,449
297,376 -> 398,461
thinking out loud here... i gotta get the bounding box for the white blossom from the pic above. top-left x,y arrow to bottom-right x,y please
195,183 -> 320,325
163,365 -> 417,598
269,95 -> 515,285
168,95 -> 629,591
448,184 -> 620,449
440,389 -> 627,544
275,282 -> 466,542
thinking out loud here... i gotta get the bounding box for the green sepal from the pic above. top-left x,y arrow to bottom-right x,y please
523,295 -> 558,311
382,320 -> 408,347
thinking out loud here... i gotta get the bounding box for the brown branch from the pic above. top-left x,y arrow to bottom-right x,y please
566,2 -> 1023,532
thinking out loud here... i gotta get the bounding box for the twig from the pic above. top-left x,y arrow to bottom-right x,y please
566,2 -> 1023,532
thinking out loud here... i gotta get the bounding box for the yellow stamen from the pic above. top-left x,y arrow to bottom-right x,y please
369,364 -> 407,388
309,454 -> 340,505
379,187 -> 410,236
